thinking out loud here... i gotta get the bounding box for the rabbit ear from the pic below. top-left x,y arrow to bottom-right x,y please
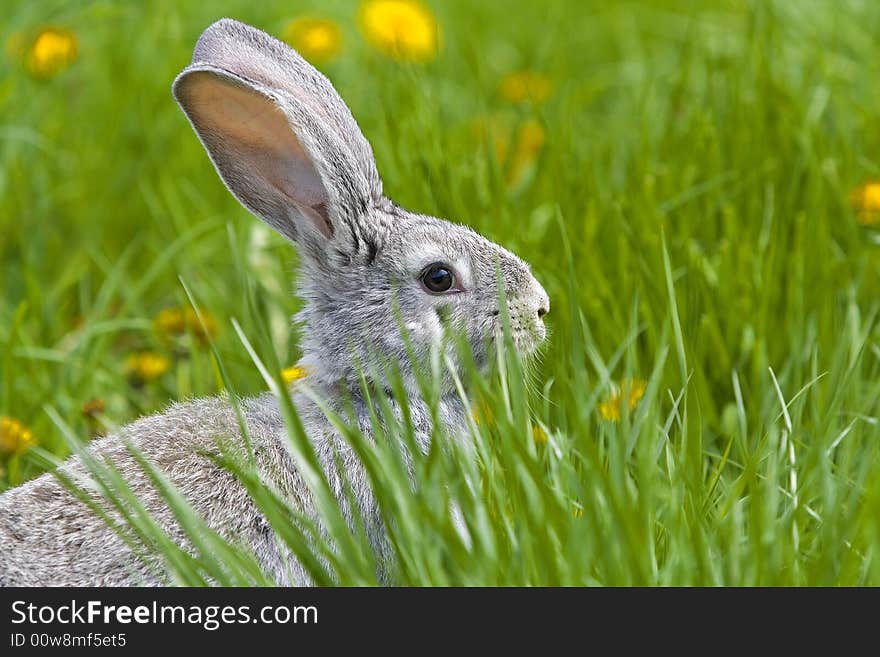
172,19 -> 382,247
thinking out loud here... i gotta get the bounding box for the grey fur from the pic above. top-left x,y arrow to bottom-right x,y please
0,18 -> 549,586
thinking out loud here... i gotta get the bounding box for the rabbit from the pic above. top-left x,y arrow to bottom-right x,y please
0,18 -> 550,586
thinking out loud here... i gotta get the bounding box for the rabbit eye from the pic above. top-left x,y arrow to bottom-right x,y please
420,263 -> 456,294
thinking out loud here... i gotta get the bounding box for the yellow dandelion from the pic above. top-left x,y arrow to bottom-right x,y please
359,0 -> 439,62
281,365 -> 310,385
125,352 -> 170,383
154,307 -> 185,334
493,119 -> 545,188
599,379 -> 647,422
26,27 -> 78,79
573,506 -> 584,518
470,397 -> 494,426
0,417 -> 36,456
184,307 -> 218,343
531,423 -> 548,445
283,16 -> 342,63
498,71 -> 552,104
473,115 -> 543,188
154,307 -> 218,345
851,181 -> 880,226
81,397 -> 106,418
513,119 -> 545,160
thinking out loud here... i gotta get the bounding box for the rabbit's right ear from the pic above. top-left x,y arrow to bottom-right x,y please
172,19 -> 383,251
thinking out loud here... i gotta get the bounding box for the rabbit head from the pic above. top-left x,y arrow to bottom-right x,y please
173,19 -> 549,391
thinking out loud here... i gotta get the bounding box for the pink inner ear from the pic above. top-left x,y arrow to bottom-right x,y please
181,72 -> 331,235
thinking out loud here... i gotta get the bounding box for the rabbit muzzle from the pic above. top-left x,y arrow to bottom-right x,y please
506,276 -> 550,356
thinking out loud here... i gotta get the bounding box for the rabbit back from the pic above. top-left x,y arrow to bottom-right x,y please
0,394 -> 309,586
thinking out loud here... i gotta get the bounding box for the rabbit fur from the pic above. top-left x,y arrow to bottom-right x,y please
0,18 -> 549,586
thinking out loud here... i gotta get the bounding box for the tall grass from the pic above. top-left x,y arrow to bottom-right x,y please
1,0 -> 879,585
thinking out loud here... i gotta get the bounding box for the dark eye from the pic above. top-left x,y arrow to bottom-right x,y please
420,262 -> 455,293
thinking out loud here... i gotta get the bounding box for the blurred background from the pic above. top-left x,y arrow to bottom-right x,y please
1,0 -> 879,491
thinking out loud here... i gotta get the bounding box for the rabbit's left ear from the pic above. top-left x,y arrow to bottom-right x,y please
173,19 -> 383,252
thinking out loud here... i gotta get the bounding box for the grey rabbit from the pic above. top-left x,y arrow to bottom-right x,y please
0,18 -> 549,586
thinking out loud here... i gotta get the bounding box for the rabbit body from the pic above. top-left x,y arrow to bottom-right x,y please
0,390 -> 466,585
0,18 -> 547,586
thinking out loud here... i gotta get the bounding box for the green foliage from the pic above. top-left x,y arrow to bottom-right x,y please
1,0 -> 879,585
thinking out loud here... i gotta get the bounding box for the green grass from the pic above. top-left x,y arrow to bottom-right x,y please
2,0 -> 880,585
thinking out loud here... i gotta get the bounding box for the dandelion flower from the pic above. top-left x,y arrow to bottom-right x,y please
125,352 -> 170,384
532,423 -> 548,444
492,118 -> 545,189
851,181 -> 880,226
154,306 -> 218,345
81,398 -> 106,418
599,379 -> 647,422
498,71 -> 552,104
470,398 -> 494,426
512,120 -> 545,160
26,27 -> 78,79
281,365 -> 310,384
0,417 -> 36,456
283,16 -> 342,63
359,0 -> 439,62
183,308 -> 218,343
154,307 -> 185,334
573,506 -> 584,518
